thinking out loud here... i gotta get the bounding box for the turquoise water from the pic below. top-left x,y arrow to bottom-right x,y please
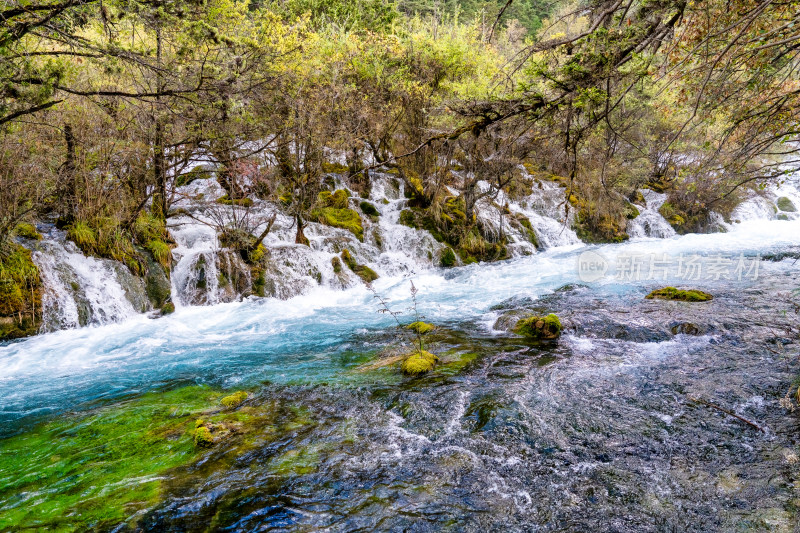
2,218 -> 799,434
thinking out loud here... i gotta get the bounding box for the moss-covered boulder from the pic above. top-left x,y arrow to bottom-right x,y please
359,201 -> 380,217
14,222 -> 42,240
341,249 -> 378,283
312,207 -> 364,241
645,287 -> 713,302
160,302 -> 175,315
406,321 -> 435,335
217,195 -> 254,207
220,391 -> 247,409
513,313 -> 562,340
401,350 -> 438,375
776,197 -> 796,212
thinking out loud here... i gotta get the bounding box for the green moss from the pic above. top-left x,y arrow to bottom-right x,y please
624,202 -> 640,220
146,239 -> 172,269
399,209 -> 417,228
341,248 -> 357,270
776,196 -> 796,212
220,391 -> 248,410
645,287 -> 713,302
406,321 -> 435,335
0,386 -> 222,530
193,426 -> 214,447
331,255 -> 342,273
440,247 -> 456,267
0,243 -> 41,339
401,350 -> 438,375
175,165 -> 213,187
513,313 -> 562,340
318,189 -> 350,209
311,207 -> 364,241
217,195 -> 254,207
777,213 -> 790,221
321,161 -> 350,174
360,200 -> 380,217
160,301 -> 175,315
354,264 -> 378,283
252,269 -> 266,296
14,222 -> 42,240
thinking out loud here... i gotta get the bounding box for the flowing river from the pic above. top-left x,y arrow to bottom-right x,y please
1,205 -> 799,530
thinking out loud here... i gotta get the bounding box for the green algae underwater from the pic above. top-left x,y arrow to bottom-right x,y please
0,385 -> 319,530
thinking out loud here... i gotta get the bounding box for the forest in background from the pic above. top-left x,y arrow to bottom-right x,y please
1,0 -> 799,337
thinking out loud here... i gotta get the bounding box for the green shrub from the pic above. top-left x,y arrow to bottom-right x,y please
133,212 -> 166,243
67,221 -> 97,252
147,240 -> 172,269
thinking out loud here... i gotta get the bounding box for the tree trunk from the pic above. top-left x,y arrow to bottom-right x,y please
295,214 -> 309,246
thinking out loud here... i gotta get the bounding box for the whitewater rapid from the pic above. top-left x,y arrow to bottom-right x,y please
2,214 -> 800,430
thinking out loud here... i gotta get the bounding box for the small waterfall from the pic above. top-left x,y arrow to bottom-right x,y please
32,235 -> 142,331
169,216 -> 222,306
509,179 -> 581,248
626,189 -> 676,239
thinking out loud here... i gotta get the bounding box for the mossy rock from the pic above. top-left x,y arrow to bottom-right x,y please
220,391 -> 248,409
776,197 -> 797,212
513,313 -> 562,340
160,302 -> 175,315
630,190 -> 646,205
14,222 -> 42,240
217,195 -> 254,207
440,247 -> 456,267
624,202 -> 640,220
406,321 -> 435,335
318,189 -> 350,209
645,287 -> 713,302
359,201 -> 380,217
193,426 -> 214,447
175,165 -> 213,187
401,350 -> 438,375
321,161 -> 350,174
312,207 -> 363,241
340,249 -> 378,283
399,209 -> 417,228
331,255 -> 342,274
777,213 -> 790,221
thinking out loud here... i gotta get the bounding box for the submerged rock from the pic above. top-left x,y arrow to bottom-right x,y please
513,313 -> 562,340
646,287 -> 713,302
776,196 -> 796,212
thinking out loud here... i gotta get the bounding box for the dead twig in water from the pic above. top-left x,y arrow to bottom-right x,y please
688,396 -> 765,432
